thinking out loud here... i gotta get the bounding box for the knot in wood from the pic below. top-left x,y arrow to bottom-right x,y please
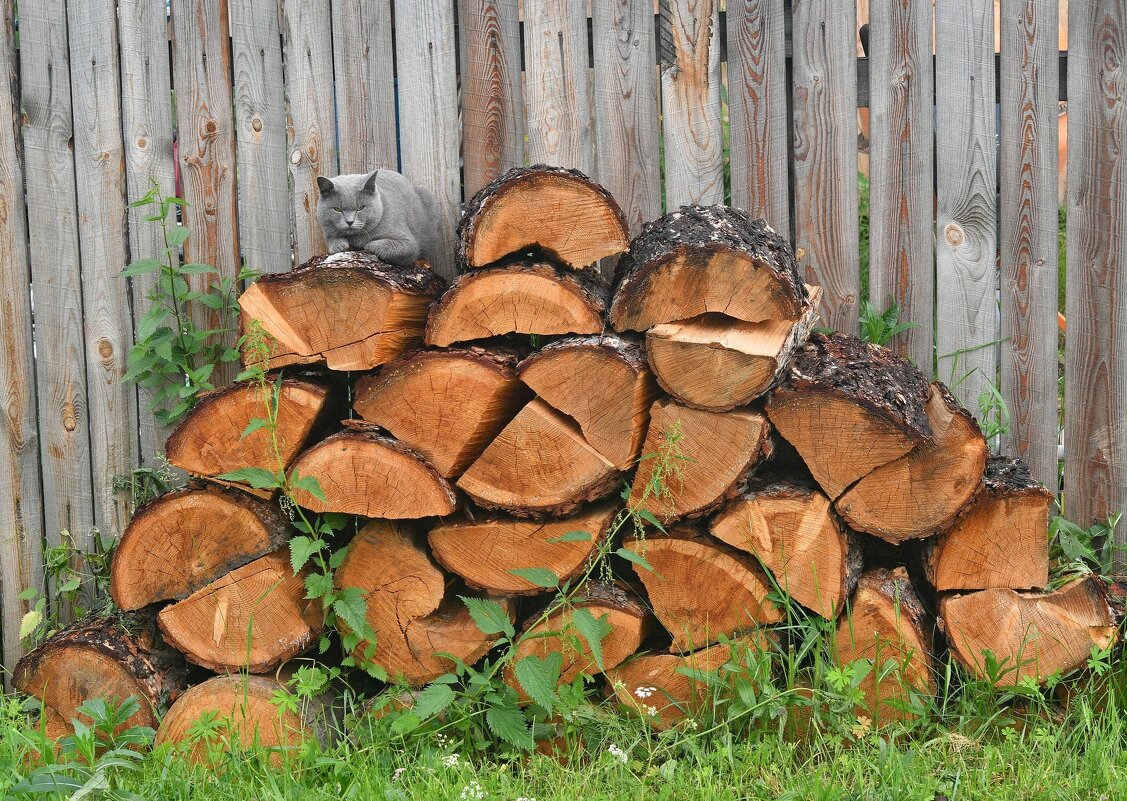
252,117 -> 262,132
203,119 -> 218,136
291,150 -> 302,165
136,136 -> 148,149
944,223 -> 964,246
98,338 -> 113,359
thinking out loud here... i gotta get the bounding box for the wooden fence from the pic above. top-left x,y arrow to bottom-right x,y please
0,0 -> 1124,675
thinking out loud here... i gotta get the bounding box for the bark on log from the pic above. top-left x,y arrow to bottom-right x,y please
457,165 -> 630,270
518,335 -> 660,470
111,484 -> 294,611
765,332 -> 933,499
609,205 -> 808,332
238,252 -> 447,371
353,347 -> 532,477
424,258 -> 610,347
645,286 -> 823,411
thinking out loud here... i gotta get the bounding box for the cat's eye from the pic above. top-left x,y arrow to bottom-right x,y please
335,207 -> 343,213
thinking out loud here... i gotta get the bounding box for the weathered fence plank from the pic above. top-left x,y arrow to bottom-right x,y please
790,0 -> 860,334
727,0 -> 790,230
395,1 -> 461,279
1064,0 -> 1127,536
867,0 -> 934,369
592,0 -> 661,235
0,2 -> 43,681
524,0 -> 594,176
999,0 -> 1060,492
332,0 -> 398,174
661,0 -> 724,207
232,0 -> 291,275
460,0 -> 525,197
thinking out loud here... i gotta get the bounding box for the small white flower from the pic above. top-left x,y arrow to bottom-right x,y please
633,686 -> 657,700
459,780 -> 486,800
606,743 -> 628,764
515,798 -> 536,801
646,705 -> 658,717
685,718 -> 699,730
392,767 -> 407,782
612,679 -> 626,692
436,732 -> 449,747
442,753 -> 461,767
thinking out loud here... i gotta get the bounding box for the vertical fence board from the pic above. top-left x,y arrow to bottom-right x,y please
727,0 -> 789,229
232,0 -> 291,275
170,0 -> 240,384
524,0 -> 594,175
0,1 -> 43,679
1064,0 -> 1127,534
661,0 -> 724,206
790,0 -> 860,333
999,0 -> 1060,491
18,0 -> 96,560
119,0 -> 178,463
333,0 -> 398,173
592,0 -> 660,235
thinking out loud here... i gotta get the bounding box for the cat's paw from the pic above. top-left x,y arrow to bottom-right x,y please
364,239 -> 417,266
327,238 -> 350,254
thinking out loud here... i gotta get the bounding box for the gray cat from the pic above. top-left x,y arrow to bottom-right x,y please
315,170 -> 440,267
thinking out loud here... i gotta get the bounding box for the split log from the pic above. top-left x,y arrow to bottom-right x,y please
765,332 -> 933,499
609,205 -> 808,332
457,165 -> 629,270
835,382 -> 989,543
457,399 -> 621,518
158,549 -> 323,674
238,252 -> 447,371
922,456 -> 1053,591
13,612 -> 192,734
286,421 -> 458,518
836,567 -> 935,724
428,502 -> 618,595
352,347 -> 531,478
517,335 -> 661,470
645,287 -> 823,411
940,576 -> 1118,685
165,376 -> 332,491
334,521 -> 512,686
710,478 -> 862,619
629,399 -> 771,523
110,484 -> 294,611
625,531 -> 781,651
424,259 -> 609,347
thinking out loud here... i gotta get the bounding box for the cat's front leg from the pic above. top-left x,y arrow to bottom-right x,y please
364,236 -> 420,267
326,236 -> 351,254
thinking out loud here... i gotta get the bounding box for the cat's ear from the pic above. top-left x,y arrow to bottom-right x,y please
362,170 -> 379,194
316,176 -> 335,196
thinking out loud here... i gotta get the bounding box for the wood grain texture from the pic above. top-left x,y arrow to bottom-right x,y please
170,0 -> 240,384
68,0 -> 139,542
460,0 -> 525,197
281,0 -> 336,264
232,0 -> 291,275
17,0 -> 96,559
0,2 -> 43,680
867,0 -> 935,369
332,0 -> 398,173
999,0 -> 1060,492
1064,0 -> 1127,536
395,1 -> 460,279
790,0 -> 860,334
119,0 -> 178,463
523,0 -> 594,176
592,0 -> 661,236
726,0 -> 790,230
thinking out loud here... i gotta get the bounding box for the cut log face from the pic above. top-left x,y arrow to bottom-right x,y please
765,332 -> 933,499
457,399 -> 622,518
518,334 -> 661,470
165,377 -> 331,484
353,347 -> 531,478
457,165 -> 630,270
335,521 -> 511,686
157,549 -> 323,674
428,502 -> 618,595
626,531 -> 782,652
424,259 -> 609,347
710,479 -> 862,619
609,205 -> 808,332
238,252 -> 447,371
924,456 -> 1053,591
836,567 -> 935,724
940,576 -> 1118,686
111,485 -> 294,611
835,382 -> 989,543
286,422 -> 458,518
629,399 -> 771,522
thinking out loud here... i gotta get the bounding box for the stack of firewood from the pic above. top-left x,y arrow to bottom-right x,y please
14,166 -> 1120,747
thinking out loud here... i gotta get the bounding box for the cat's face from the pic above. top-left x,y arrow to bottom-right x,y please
316,172 -> 383,233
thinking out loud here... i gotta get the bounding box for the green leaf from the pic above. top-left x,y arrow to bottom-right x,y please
485,702 -> 535,750
179,262 -> 219,275
290,474 -> 327,502
635,508 -> 668,533
390,712 -> 421,735
412,683 -> 455,721
546,530 -> 593,543
217,467 -> 280,490
460,596 -> 514,639
616,546 -> 655,573
289,536 -> 322,574
121,258 -> 163,278
166,226 -> 190,247
240,417 -> 270,440
572,608 -> 612,672
304,572 -> 334,601
333,586 -> 372,639
508,567 -> 559,588
514,653 -> 562,715
19,607 -> 42,640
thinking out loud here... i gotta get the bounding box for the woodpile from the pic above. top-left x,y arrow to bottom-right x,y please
17,165 -> 1119,745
